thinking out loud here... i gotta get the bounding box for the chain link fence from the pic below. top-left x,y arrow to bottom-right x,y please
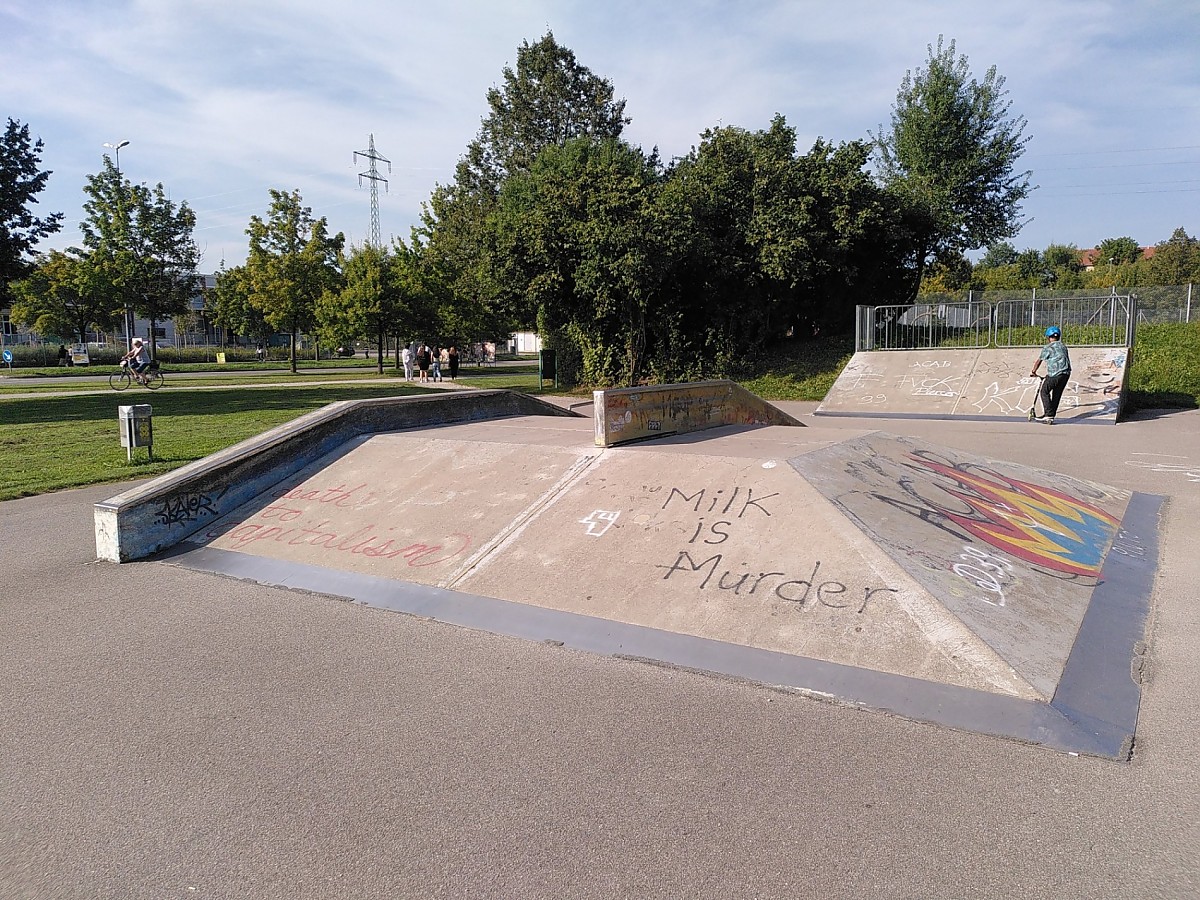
857,294 -> 1136,351
919,285 -> 1193,325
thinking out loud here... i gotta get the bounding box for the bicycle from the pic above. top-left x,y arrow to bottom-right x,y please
110,359 -> 164,391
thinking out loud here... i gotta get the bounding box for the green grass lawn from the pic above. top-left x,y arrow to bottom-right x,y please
0,367 -> 553,499
1125,322 -> 1200,409
1,325 -> 1195,501
0,364 -> 542,396
0,384 -> 430,500
740,334 -> 857,401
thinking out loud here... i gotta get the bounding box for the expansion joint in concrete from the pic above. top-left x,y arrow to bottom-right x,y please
443,451 -> 605,589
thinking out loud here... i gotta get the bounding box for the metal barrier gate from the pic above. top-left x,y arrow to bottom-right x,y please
856,295 -> 1135,351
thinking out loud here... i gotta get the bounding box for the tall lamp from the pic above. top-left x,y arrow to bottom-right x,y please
103,140 -> 132,350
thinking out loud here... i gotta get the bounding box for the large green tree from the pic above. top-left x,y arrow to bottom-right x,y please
976,242 -> 1019,270
209,262 -> 273,348
873,36 -> 1033,297
1094,236 -> 1141,267
243,189 -> 344,372
316,242 -> 426,374
492,137 -> 666,386
657,117 -> 905,368
80,158 -> 199,353
0,119 -> 63,306
418,32 -> 629,338
10,248 -> 117,342
1150,228 -> 1200,284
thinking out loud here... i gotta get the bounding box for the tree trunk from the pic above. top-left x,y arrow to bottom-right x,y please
377,321 -> 385,375
289,328 -> 298,373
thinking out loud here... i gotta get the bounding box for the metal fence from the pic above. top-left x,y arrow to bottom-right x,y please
993,295 -> 1131,348
856,294 -> 1136,351
855,301 -> 992,351
919,285 -> 1193,325
1132,284 -> 1193,323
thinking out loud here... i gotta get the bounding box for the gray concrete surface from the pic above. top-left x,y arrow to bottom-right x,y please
816,347 -> 1128,423
170,411 -> 1152,755
95,391 -> 577,561
3,403 -> 1199,898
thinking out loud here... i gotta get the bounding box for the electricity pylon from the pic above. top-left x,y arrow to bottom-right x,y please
354,134 -> 391,248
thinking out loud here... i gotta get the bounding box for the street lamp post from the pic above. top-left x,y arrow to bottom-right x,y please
103,139 -> 129,174
103,140 -> 132,350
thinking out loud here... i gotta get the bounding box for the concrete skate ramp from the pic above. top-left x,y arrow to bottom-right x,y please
95,391 -> 580,562
166,415 -> 1160,759
593,380 -> 803,446
816,347 -> 1130,423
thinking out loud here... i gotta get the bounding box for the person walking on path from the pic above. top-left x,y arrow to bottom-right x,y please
431,346 -> 442,382
401,344 -> 413,381
1030,326 -> 1072,424
448,346 -> 460,381
416,344 -> 431,383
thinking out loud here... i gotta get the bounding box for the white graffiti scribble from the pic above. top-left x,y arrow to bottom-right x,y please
952,545 -> 1016,607
971,380 -> 1029,415
896,371 -> 964,397
971,377 -> 1079,416
842,370 -> 885,390
580,509 -> 621,537
1125,454 -> 1200,483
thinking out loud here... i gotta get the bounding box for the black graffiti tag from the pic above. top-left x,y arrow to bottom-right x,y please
655,550 -> 896,614
155,492 -> 219,527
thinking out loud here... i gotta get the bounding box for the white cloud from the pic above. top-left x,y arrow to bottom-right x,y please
3,0 -> 1197,269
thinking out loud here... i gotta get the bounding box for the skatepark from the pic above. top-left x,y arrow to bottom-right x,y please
3,365 -> 1199,896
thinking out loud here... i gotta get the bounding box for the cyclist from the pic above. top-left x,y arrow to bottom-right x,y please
121,338 -> 152,386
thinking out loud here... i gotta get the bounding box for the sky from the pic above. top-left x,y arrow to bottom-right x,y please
3,0 -> 1199,274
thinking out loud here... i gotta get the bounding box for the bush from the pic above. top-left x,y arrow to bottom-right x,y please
1127,321 -> 1200,408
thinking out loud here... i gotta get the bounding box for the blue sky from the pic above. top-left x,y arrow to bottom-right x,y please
3,0 -> 1198,273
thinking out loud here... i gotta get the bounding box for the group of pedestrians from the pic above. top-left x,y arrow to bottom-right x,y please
401,343 -> 460,383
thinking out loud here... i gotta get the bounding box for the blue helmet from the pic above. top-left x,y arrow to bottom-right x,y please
1045,326 -> 1061,338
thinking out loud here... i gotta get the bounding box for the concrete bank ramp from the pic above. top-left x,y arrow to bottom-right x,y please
816,347 -> 1130,422
168,415 -> 1159,758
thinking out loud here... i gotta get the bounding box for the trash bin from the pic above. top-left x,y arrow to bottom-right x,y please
539,349 -> 557,386
119,404 -> 153,461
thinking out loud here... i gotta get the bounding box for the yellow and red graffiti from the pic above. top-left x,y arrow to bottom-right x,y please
908,455 -> 1120,577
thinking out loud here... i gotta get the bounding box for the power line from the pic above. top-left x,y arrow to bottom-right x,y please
1030,144 -> 1200,158
1036,160 -> 1200,173
1035,186 -> 1200,198
1046,178 -> 1200,190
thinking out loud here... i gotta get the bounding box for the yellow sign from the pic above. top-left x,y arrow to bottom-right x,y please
216,352 -> 226,364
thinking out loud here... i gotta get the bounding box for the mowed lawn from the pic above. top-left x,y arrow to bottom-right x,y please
0,384 -> 438,500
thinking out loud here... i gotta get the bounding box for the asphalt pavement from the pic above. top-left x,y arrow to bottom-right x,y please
2,399 -> 1198,899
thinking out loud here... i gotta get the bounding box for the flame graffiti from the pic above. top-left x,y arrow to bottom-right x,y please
906,454 -> 1120,577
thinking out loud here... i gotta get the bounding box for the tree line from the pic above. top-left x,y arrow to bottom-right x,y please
4,34 -> 1197,384
921,230 -> 1200,295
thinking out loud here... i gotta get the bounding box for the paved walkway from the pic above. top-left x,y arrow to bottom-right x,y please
0,366 -> 523,400
2,402 -> 1199,898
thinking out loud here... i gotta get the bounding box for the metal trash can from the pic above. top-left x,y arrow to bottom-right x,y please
119,404 -> 153,461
